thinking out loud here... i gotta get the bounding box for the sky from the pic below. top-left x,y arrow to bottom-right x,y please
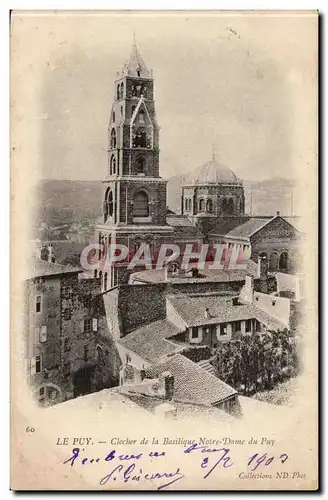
12,11 -> 317,182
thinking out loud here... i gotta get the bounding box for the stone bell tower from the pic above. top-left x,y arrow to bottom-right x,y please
95,40 -> 173,289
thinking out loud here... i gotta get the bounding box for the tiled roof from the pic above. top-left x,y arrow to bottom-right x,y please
118,387 -> 234,421
166,215 -> 204,238
224,218 -> 272,239
145,354 -> 237,405
167,294 -> 255,327
25,257 -> 81,280
130,259 -> 259,284
167,293 -> 286,330
117,319 -> 184,364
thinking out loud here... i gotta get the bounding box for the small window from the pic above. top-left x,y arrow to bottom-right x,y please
232,321 -> 241,333
84,319 -> 92,333
272,300 -> 276,306
40,326 -> 47,343
62,287 -> 71,298
191,326 -> 198,339
245,319 -> 252,333
220,323 -> 227,336
36,355 -> 42,373
64,309 -> 71,321
120,105 -> 123,117
255,296 -> 259,301
36,295 -> 41,313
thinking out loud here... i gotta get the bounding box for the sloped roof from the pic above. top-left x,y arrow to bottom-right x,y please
224,218 -> 272,239
127,43 -> 151,78
167,293 -> 286,330
25,257 -> 81,280
117,319 -> 184,364
145,354 -> 237,405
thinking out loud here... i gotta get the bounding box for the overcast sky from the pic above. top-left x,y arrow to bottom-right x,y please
12,11 -> 317,182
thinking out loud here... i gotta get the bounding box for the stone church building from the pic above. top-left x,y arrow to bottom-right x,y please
95,42 -> 301,289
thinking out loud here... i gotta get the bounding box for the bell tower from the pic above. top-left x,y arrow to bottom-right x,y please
95,41 -> 174,288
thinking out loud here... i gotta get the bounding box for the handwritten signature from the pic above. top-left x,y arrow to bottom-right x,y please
63,446 -> 289,490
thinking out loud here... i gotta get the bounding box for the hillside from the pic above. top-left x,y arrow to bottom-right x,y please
33,176 -> 300,229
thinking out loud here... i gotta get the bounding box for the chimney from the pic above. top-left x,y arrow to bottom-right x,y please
205,307 -> 210,319
256,256 -> 261,279
35,245 -> 41,260
161,371 -> 174,401
47,243 -> 54,263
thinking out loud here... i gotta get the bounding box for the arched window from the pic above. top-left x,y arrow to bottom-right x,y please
188,199 -> 192,211
136,157 -> 145,174
138,110 -> 145,124
99,270 -> 103,280
120,105 -> 123,117
279,252 -> 288,271
206,199 -> 213,212
133,190 -> 149,217
104,187 -> 113,220
269,252 -> 279,271
185,198 -> 188,211
110,128 -> 116,149
110,155 -> 116,175
104,272 -> 108,291
227,198 -> 234,215
199,199 -> 205,212
133,127 -> 147,148
120,82 -> 124,100
112,111 -> 115,123
137,67 -> 141,77
116,84 -> 120,101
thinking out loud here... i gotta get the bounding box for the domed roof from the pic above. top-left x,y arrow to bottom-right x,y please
184,160 -> 239,185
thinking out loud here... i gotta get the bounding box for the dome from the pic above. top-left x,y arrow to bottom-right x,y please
184,160 -> 239,185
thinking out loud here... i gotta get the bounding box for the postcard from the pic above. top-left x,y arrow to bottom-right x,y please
10,10 -> 318,490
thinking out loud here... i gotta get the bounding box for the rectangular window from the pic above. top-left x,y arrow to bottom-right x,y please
62,287 -> 71,298
84,319 -> 92,333
220,323 -> 227,336
36,295 -> 41,313
40,325 -> 47,343
191,326 -> 198,339
35,355 -> 42,373
245,319 -> 252,332
64,309 -> 72,321
232,321 -> 241,333
64,338 -> 70,352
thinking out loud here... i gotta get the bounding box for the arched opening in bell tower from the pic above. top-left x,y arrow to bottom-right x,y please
110,129 -> 117,148
133,190 -> 149,217
104,187 -> 114,222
